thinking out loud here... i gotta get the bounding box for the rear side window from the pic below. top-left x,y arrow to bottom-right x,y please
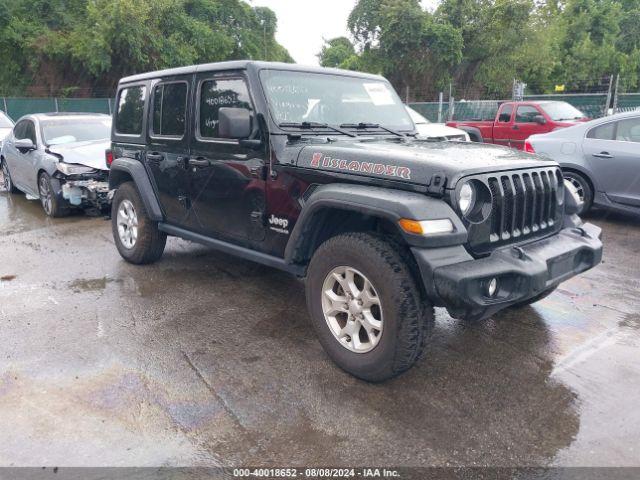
116,86 -> 147,135
587,122 -> 615,140
615,117 -> 640,143
498,105 -> 512,122
152,82 -> 188,138
515,106 -> 540,123
198,78 -> 252,139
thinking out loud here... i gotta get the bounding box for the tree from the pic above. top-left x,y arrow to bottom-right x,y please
318,37 -> 356,68
0,0 -> 293,96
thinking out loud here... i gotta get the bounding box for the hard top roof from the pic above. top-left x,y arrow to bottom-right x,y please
119,61 -> 386,85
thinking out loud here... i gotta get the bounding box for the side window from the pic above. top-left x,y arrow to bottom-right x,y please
14,120 -> 36,144
152,82 -> 188,138
587,122 -> 615,140
115,85 -> 147,135
13,120 -> 26,140
198,78 -> 252,139
614,117 -> 640,143
498,105 -> 513,123
24,121 -> 37,144
515,106 -> 540,123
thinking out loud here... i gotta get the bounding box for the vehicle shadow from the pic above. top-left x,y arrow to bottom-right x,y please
115,244 -> 579,467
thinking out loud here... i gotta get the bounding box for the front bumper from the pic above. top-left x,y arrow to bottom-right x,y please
61,179 -> 110,210
412,222 -> 603,320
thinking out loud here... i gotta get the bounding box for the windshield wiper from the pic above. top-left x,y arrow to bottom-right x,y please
339,122 -> 412,138
279,122 -> 356,137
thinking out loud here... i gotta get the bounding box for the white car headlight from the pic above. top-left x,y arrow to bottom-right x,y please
56,162 -> 96,176
458,182 -> 476,216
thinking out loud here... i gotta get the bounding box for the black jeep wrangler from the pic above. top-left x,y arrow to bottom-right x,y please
108,61 -> 602,381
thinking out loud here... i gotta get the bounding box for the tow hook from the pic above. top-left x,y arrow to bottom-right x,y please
512,246 -> 528,260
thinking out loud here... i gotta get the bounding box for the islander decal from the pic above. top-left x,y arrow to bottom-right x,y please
310,152 -> 411,180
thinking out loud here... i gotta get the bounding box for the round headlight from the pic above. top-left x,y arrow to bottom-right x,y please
458,182 -> 476,216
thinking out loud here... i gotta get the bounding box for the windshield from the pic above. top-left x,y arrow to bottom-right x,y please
260,70 -> 414,131
0,111 -> 13,128
42,118 -> 111,145
540,102 -> 586,121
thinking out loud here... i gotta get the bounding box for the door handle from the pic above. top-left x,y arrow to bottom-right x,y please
188,157 -> 210,167
147,153 -> 164,161
512,125 -> 519,130
592,152 -> 613,159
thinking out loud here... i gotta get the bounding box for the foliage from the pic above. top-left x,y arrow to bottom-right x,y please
318,0 -> 640,99
0,0 -> 292,96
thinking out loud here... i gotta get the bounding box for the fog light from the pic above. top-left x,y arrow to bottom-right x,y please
487,278 -> 498,297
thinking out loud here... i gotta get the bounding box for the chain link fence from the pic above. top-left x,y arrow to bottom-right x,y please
1,97 -> 114,121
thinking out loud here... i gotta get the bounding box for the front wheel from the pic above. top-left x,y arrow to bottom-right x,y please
111,181 -> 167,264
38,172 -> 70,217
306,233 -> 434,382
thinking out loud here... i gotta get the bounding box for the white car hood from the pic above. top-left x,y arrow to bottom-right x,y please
47,140 -> 110,171
415,123 -> 468,139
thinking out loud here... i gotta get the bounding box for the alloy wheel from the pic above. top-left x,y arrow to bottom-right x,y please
565,175 -> 585,203
321,266 -> 383,353
1,162 -> 11,192
38,175 -> 53,215
117,199 -> 138,249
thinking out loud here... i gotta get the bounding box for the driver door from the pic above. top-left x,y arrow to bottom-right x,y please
6,119 -> 38,191
188,72 -> 267,246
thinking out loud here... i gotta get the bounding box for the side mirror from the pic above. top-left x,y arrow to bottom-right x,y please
533,115 -> 546,125
218,107 -> 252,139
14,138 -> 36,151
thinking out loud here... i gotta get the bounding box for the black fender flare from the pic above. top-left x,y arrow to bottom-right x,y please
108,158 -> 164,221
458,126 -> 484,142
284,183 -> 467,264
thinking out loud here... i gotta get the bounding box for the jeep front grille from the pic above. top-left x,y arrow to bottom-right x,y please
466,168 -> 563,255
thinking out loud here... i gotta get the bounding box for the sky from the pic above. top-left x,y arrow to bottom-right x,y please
247,0 -> 439,66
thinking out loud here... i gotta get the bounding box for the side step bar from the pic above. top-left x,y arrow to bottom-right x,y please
158,223 -> 305,276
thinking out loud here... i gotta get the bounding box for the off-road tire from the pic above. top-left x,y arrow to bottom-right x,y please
563,171 -> 593,215
306,232 -> 434,382
38,172 -> 70,218
1,159 -> 19,193
510,285 -> 558,308
111,181 -> 166,265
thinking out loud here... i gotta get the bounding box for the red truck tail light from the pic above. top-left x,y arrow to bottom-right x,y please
524,140 -> 535,154
105,149 -> 113,168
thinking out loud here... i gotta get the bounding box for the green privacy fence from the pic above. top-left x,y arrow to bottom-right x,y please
617,93 -> 640,113
1,97 -> 115,121
410,93 -> 639,123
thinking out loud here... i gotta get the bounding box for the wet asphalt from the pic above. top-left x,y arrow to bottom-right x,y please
0,187 -> 639,469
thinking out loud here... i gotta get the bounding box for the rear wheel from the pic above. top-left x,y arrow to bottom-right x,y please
306,233 -> 434,382
111,181 -> 166,265
1,159 -> 19,193
38,172 -> 70,217
563,171 -> 593,215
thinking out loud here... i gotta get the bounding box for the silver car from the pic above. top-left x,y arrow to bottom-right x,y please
527,110 -> 640,215
0,113 -> 112,217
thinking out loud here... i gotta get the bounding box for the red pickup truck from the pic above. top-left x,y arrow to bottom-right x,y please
446,101 -> 589,150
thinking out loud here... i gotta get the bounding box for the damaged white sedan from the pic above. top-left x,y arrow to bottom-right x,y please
0,113 -> 111,217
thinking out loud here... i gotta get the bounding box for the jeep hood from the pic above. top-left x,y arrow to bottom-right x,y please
47,139 -> 110,171
294,139 -> 557,188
